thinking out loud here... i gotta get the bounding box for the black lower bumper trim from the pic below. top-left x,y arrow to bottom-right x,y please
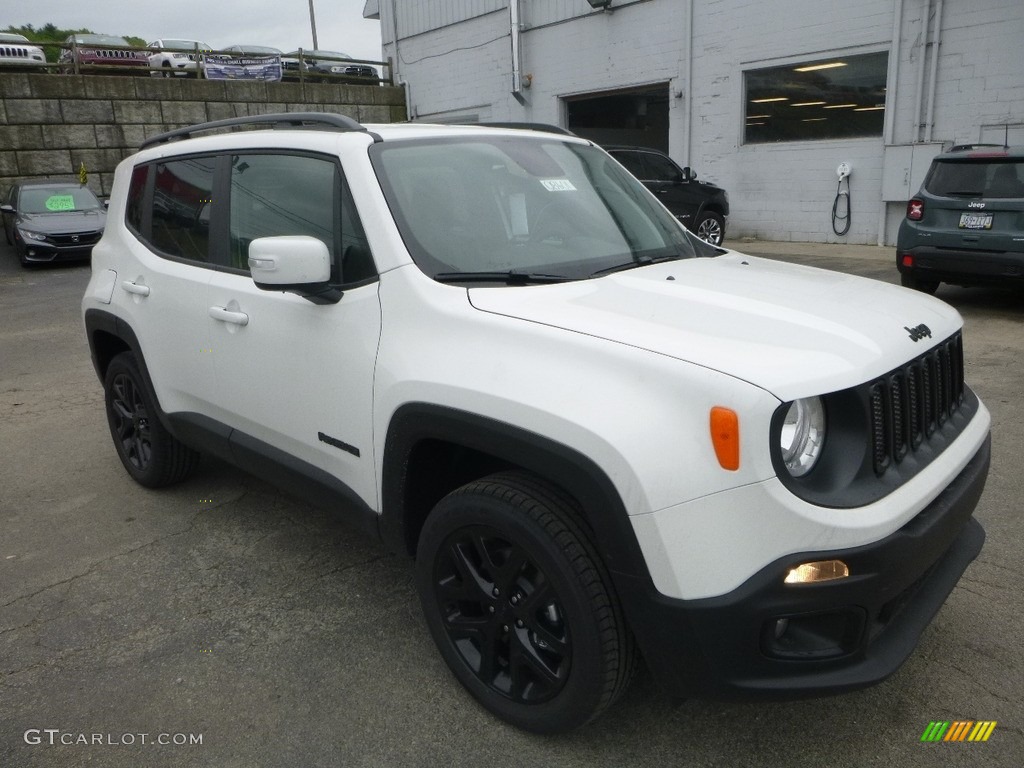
616,432 -> 990,700
899,246 -> 1024,283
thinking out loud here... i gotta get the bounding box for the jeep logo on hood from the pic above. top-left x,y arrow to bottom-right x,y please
968,201 -> 986,209
905,323 -> 932,342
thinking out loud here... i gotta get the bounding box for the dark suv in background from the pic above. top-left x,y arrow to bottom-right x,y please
606,146 -> 729,245
897,144 -> 1024,293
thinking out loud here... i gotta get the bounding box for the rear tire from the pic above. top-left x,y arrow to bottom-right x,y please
900,272 -> 939,294
103,352 -> 200,487
416,471 -> 637,733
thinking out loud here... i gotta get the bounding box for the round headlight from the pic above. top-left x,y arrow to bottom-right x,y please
780,397 -> 826,477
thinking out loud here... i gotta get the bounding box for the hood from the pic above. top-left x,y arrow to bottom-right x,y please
18,210 -> 105,235
467,252 -> 962,401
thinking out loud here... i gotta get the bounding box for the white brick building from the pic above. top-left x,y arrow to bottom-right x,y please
363,0 -> 1023,245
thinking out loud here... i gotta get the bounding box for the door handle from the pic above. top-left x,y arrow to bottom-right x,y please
121,280 -> 150,297
209,306 -> 249,326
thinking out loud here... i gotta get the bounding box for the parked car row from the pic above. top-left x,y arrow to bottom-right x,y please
0,34 -> 380,82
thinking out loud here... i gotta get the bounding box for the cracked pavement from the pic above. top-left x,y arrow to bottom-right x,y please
1,244 -> 1022,767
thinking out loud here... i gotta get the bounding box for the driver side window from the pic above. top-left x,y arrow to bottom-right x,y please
643,153 -> 682,183
227,153 -> 376,285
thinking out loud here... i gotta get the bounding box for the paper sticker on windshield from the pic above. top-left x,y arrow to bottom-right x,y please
540,179 -> 577,192
45,195 -> 76,212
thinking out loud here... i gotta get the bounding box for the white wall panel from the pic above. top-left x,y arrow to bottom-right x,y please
383,0 -> 1024,245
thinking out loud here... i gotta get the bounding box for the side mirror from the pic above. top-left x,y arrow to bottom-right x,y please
249,235 -> 331,291
682,167 -> 696,182
0,204 -> 14,213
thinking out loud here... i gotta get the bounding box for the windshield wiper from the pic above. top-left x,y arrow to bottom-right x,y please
433,270 -> 574,285
589,253 -> 686,277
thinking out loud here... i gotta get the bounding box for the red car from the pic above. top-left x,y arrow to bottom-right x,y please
59,34 -> 148,74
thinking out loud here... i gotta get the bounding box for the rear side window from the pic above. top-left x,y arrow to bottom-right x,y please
151,157 -> 217,262
125,164 -> 148,234
925,159 -> 1024,199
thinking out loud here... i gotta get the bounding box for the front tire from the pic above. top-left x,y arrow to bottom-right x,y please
416,471 -> 636,733
103,352 -> 199,487
693,211 -> 725,245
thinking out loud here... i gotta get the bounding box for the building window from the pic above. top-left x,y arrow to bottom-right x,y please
744,52 -> 888,144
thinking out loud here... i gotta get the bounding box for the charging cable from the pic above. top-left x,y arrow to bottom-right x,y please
832,162 -> 851,236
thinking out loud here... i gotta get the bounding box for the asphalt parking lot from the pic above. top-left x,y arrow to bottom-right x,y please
1,240 -> 1022,767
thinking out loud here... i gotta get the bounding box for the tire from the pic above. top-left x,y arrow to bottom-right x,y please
693,211 -> 725,245
900,272 -> 939,295
416,471 -> 637,733
103,352 -> 200,487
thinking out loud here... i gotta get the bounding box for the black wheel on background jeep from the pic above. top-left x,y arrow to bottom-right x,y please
693,211 -> 725,245
900,272 -> 940,295
416,471 -> 637,733
103,352 -> 200,487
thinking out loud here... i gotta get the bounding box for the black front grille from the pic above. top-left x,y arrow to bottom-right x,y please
869,333 -> 965,475
50,231 -> 102,247
97,49 -> 140,60
1,46 -> 31,58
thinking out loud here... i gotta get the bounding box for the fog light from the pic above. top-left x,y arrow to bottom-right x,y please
784,559 -> 849,585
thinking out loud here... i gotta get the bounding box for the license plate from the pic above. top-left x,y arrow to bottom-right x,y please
959,212 -> 993,230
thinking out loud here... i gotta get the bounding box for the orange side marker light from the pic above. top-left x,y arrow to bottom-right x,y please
710,407 -> 740,471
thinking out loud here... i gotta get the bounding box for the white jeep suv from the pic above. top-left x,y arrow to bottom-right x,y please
82,114 -> 991,733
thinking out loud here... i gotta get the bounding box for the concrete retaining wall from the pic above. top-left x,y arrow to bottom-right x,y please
0,73 -> 407,198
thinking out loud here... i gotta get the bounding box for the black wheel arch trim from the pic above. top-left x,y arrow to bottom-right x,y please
381,403 -> 652,585
85,308 -> 174,436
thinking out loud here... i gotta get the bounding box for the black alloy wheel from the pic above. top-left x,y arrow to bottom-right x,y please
417,471 -> 636,733
108,369 -> 152,472
103,352 -> 200,487
433,524 -> 572,705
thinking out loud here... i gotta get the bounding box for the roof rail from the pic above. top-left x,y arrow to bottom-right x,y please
474,122 -> 576,136
948,142 -> 1005,152
139,112 -> 373,151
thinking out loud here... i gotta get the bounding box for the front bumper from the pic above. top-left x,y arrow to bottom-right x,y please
617,433 -> 990,699
898,245 -> 1024,284
18,240 -> 96,263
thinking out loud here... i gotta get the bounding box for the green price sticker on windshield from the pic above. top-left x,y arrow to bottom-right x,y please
45,195 -> 76,212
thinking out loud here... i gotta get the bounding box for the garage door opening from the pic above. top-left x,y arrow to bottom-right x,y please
564,85 -> 670,151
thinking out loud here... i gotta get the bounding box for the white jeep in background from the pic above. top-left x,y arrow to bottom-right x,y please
146,38 -> 211,76
82,115 -> 991,733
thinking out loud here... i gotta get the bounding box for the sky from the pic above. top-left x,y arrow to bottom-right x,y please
4,0 -> 384,62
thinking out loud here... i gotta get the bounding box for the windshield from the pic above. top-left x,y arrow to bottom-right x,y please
0,33 -> 30,43
162,40 -> 209,49
231,46 -> 281,55
18,186 -> 102,214
925,158 -> 1024,198
75,35 -> 128,46
370,136 -> 697,282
